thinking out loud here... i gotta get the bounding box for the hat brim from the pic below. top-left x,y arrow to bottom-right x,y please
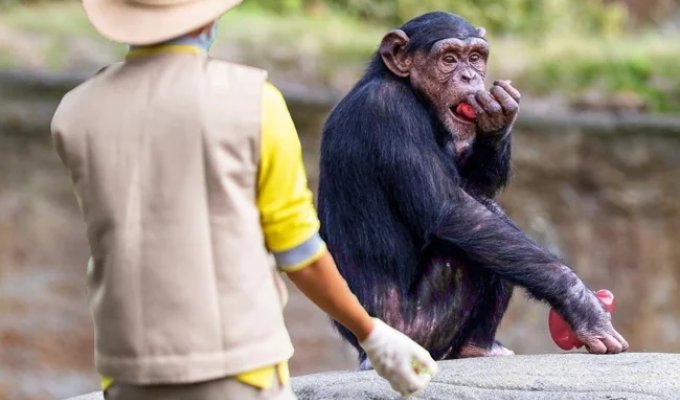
82,0 -> 241,45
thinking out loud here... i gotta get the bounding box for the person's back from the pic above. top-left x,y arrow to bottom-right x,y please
53,47 -> 298,384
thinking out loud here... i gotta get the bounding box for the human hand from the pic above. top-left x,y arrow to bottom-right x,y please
467,80 -> 520,136
359,319 -> 438,396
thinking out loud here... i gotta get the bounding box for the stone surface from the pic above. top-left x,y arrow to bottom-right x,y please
66,353 -> 680,400
293,353 -> 680,399
67,393 -> 102,400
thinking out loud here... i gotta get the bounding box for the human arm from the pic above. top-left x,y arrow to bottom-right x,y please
286,251 -> 373,340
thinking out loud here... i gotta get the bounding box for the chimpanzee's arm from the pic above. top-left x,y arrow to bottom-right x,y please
435,189 -> 597,319
380,136 -> 605,334
460,131 -> 511,198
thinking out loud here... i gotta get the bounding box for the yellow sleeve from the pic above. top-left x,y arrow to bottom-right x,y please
258,82 -> 327,272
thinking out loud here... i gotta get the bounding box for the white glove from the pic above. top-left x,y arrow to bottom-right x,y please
359,319 -> 438,396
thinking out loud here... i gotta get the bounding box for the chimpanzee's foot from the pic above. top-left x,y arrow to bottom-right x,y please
457,340 -> 515,358
359,358 -> 373,371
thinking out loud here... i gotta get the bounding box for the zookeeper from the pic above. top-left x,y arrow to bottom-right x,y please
50,0 -> 438,399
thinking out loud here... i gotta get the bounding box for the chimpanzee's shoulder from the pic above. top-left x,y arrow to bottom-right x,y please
360,77 -> 411,99
344,78 -> 417,117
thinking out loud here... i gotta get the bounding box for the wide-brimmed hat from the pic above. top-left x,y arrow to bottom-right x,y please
82,0 -> 242,45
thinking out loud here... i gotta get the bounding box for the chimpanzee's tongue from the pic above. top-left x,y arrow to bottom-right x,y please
455,102 -> 477,121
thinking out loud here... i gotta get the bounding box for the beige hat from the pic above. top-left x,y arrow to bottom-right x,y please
82,0 -> 242,45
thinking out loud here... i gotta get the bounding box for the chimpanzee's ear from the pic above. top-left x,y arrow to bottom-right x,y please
380,29 -> 411,78
476,27 -> 487,39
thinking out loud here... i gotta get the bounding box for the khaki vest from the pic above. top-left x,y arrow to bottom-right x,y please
51,52 -> 293,384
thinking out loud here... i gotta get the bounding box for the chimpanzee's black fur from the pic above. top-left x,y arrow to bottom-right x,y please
318,12 -> 578,362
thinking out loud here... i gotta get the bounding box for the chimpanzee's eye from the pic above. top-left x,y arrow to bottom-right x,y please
443,55 -> 456,64
469,53 -> 481,63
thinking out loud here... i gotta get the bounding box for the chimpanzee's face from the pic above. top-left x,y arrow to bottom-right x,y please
409,37 -> 488,140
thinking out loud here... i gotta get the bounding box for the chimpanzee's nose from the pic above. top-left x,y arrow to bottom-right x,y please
460,68 -> 475,83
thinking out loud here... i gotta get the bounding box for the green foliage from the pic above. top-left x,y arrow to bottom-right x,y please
518,36 -> 680,112
247,0 -> 628,37
245,0 -> 305,13
0,0 -> 631,37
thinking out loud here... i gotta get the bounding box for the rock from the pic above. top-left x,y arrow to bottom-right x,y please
293,353 -> 680,399
66,353 -> 680,400
67,393 -> 102,400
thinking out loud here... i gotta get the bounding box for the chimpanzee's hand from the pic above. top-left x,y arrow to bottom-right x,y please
572,295 -> 630,354
467,80 -> 520,136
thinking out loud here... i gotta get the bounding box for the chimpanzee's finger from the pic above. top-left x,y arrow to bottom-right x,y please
584,338 -> 607,354
493,80 -> 521,102
475,90 -> 502,115
611,329 -> 629,351
466,93 -> 486,115
490,85 -> 519,115
601,334 -> 623,354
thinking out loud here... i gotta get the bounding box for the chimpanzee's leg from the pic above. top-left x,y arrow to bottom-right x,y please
332,321 -> 368,368
455,272 -> 514,358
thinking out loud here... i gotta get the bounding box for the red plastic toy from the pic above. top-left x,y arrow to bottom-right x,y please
455,102 -> 477,120
548,289 -> 615,350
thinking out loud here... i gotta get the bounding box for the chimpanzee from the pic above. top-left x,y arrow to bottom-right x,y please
317,12 -> 629,364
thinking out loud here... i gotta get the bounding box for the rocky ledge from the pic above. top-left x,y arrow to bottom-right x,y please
68,353 -> 680,399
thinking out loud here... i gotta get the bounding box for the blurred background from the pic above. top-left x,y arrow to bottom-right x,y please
1,0 -> 679,399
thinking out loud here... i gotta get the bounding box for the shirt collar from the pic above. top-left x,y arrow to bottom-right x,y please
126,35 -> 207,60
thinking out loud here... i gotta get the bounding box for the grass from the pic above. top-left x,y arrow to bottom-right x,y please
0,2 -> 385,82
1,2 -> 679,112
216,6 -> 386,86
0,2 -> 93,35
507,34 -> 680,112
0,2 -> 125,69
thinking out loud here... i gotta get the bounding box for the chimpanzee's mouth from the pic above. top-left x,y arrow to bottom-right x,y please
450,102 -> 476,125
